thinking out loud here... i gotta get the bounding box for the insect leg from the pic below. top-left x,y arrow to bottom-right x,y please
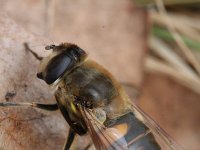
83,142 -> 92,150
24,42 -> 43,61
0,102 -> 58,111
63,128 -> 76,150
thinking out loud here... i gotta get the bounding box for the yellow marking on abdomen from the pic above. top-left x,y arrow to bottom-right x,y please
112,123 -> 128,137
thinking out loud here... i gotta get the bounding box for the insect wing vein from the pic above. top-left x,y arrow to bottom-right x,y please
79,106 -> 128,150
130,103 -> 182,150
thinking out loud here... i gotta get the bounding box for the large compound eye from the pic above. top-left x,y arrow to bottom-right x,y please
37,53 -> 73,84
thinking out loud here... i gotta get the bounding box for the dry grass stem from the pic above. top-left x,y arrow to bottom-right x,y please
151,11 -> 200,31
151,12 -> 200,43
150,37 -> 199,79
170,13 -> 200,30
147,0 -> 200,94
154,0 -> 200,75
145,57 -> 200,94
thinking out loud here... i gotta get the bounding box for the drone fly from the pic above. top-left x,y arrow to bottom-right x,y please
0,43 -> 181,150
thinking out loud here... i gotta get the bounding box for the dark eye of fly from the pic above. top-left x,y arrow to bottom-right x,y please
69,50 -> 79,61
37,44 -> 87,84
41,53 -> 74,84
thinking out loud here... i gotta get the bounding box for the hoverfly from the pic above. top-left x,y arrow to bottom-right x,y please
0,43 -> 181,150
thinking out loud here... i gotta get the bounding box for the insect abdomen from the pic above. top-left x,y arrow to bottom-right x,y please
105,112 -> 161,150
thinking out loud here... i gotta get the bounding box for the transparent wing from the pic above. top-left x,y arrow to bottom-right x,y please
123,84 -> 182,150
79,106 -> 128,150
129,102 -> 182,150
79,103 -> 182,150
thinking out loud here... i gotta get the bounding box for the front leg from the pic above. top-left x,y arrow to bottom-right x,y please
63,128 -> 76,150
63,128 -> 92,150
0,101 -> 58,111
24,42 -> 43,61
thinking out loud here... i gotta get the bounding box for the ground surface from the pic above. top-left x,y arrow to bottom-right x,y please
0,0 -> 199,150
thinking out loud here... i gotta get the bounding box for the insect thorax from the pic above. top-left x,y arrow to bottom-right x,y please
55,60 -> 130,134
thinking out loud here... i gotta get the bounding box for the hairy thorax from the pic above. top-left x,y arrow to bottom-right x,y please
58,60 -> 130,120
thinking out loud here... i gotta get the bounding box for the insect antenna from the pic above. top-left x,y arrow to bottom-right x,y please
24,42 -> 43,61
